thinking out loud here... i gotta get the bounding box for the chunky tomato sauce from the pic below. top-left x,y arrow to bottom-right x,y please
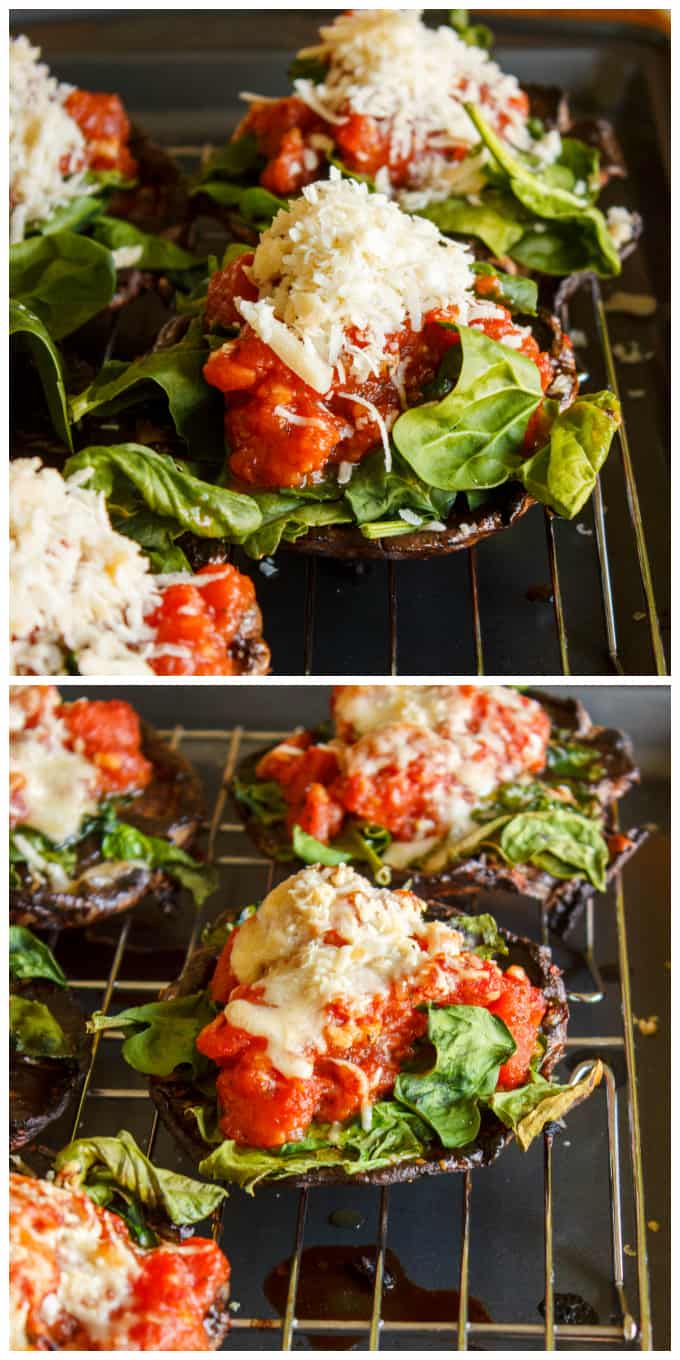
64,88 -> 137,178
238,88 -> 529,198
198,930 -> 546,1148
146,562 -> 259,676
255,686 -> 551,844
58,698 -> 153,797
10,1173 -> 229,1351
203,257 -> 554,489
9,688 -> 152,829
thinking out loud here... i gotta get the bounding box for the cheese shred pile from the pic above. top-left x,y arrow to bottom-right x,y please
238,171 -> 476,393
291,9 -> 530,198
10,35 -> 91,243
10,459 -> 161,676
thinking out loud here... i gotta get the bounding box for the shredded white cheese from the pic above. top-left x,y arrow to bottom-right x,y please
10,459 -> 163,676
239,172 -> 476,393
289,9 -> 530,199
606,205 -> 636,249
10,36 -> 92,243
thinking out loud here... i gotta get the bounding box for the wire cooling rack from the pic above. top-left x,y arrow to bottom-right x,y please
49,726 -> 653,1350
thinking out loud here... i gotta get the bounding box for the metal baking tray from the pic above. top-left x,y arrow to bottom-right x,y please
39,682 -> 669,1348
10,10 -> 669,676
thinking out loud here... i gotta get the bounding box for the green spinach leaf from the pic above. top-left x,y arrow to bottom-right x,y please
54,1128 -> 227,1223
10,230 -> 117,338
451,913 -> 509,960
291,824 -> 350,866
9,927 -> 67,986
100,821 -> 218,905
198,1101 -> 430,1192
471,262 -> 538,315
466,104 -> 621,277
89,992 -> 218,1077
418,189 -> 528,257
232,779 -> 288,825
395,1004 -> 516,1147
193,180 -> 286,227
344,447 -> 455,526
67,317 -> 224,461
10,995 -> 73,1057
498,808 -> 609,890
519,391 -> 620,519
448,9 -> 493,48
289,54 -> 329,83
91,216 -> 202,272
64,442 -> 261,543
488,1058 -> 603,1151
10,300 -> 73,449
393,324 -> 542,491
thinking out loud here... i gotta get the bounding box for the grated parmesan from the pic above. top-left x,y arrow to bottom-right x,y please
289,9 -> 531,200
10,36 -> 92,242
10,459 -> 163,676
239,172 -> 476,394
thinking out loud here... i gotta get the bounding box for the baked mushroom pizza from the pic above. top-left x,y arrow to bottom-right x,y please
10,36 -> 195,339
10,1132 -> 230,1350
10,685 -> 213,929
93,866 -> 602,1190
198,174 -> 619,555
196,9 -> 638,279
10,459 -> 269,676
233,684 -> 646,932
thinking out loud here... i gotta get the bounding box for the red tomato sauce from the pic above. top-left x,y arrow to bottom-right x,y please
58,698 -> 153,797
238,89 -> 529,197
255,686 -> 550,845
64,88 -> 138,178
10,1173 -> 229,1351
203,260 -> 555,489
197,930 -> 546,1148
146,562 -> 258,676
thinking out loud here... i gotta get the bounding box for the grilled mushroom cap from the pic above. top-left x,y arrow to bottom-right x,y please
233,690 -> 649,936
149,906 -> 568,1186
10,723 -> 204,931
10,976 -> 88,1150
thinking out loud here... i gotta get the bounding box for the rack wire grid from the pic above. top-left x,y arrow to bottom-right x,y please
48,726 -> 654,1351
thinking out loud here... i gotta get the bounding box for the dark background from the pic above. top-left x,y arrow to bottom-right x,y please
57,681 -> 670,1345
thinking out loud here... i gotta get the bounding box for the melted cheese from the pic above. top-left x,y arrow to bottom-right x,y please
238,172 -> 475,393
10,686 -> 100,843
10,458 -> 163,676
10,36 -> 91,242
290,10 -> 530,200
226,864 -> 464,1079
330,685 -> 550,858
10,1175 -> 140,1350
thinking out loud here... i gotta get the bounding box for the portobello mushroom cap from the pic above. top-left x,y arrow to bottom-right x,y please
10,977 -> 88,1151
232,689 -> 650,936
10,723 -> 204,931
149,905 -> 569,1186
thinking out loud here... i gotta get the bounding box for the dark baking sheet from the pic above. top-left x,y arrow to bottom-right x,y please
9,10 -> 669,676
39,683 -> 670,1348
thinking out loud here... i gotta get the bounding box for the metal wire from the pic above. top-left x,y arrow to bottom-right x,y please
62,727 -> 653,1349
